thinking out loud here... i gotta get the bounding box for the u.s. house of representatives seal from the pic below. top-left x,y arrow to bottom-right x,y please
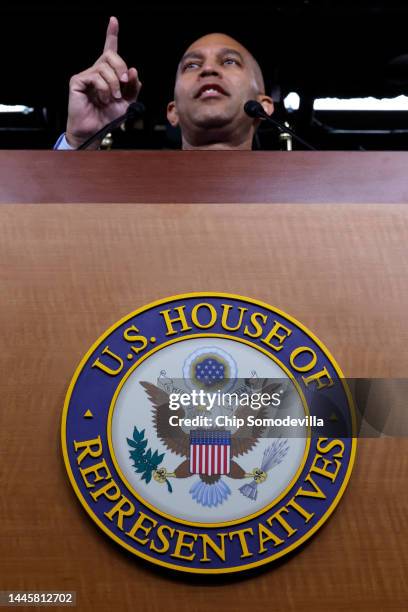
61,293 -> 356,574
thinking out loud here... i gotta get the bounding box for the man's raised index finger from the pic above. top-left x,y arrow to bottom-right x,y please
103,16 -> 119,53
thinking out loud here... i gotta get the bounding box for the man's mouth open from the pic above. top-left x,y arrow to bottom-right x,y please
195,84 -> 229,99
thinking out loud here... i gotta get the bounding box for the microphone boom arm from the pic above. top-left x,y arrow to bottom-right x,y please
76,102 -> 145,151
244,100 -> 316,151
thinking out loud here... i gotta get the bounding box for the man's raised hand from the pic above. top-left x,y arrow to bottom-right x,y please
66,16 -> 141,148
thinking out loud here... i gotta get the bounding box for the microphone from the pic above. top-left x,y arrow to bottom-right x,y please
76,101 -> 145,150
244,100 -> 316,151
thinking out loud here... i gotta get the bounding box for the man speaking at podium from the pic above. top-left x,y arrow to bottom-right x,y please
56,16 -> 274,151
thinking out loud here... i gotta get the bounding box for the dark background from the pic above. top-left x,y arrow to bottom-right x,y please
3,0 -> 408,149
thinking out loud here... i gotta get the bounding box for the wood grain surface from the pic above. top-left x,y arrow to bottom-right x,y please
1,202 -> 407,611
0,151 -> 408,203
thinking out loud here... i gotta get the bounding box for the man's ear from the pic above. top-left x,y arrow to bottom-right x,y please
256,94 -> 274,116
167,101 -> 179,127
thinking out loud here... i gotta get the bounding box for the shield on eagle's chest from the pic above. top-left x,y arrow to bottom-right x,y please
189,430 -> 231,475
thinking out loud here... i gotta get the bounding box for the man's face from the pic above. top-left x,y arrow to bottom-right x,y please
167,33 -> 273,147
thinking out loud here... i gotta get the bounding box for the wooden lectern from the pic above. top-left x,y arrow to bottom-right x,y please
0,151 -> 407,611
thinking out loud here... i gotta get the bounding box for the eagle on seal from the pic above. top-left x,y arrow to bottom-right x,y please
140,381 -> 273,507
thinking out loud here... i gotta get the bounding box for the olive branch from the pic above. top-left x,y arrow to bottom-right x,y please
127,426 -> 172,493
